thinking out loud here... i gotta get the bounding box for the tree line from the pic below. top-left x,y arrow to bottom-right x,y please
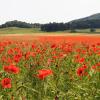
41,22 -> 69,32
41,19 -> 100,32
1,19 -> 100,32
0,20 -> 41,28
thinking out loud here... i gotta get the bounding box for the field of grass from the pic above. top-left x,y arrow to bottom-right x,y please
0,27 -> 100,35
76,28 -> 100,33
0,27 -> 42,34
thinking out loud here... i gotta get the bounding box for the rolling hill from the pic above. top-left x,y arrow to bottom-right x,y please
69,13 -> 100,29
71,13 -> 100,22
0,13 -> 100,32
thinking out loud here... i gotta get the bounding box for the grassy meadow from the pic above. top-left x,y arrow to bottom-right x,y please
0,27 -> 42,34
0,27 -> 100,35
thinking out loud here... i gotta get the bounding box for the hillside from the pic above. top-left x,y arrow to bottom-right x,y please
83,13 -> 100,20
71,13 -> 100,22
41,13 -> 100,32
66,13 -> 100,30
0,13 -> 100,32
0,20 -> 41,28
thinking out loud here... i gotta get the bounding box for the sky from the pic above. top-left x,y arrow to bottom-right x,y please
0,0 -> 100,24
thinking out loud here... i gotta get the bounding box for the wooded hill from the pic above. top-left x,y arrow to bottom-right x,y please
0,13 -> 100,32
41,13 -> 100,32
0,20 -> 41,28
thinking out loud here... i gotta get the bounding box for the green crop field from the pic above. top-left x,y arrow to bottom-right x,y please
0,27 -> 42,34
0,27 -> 100,35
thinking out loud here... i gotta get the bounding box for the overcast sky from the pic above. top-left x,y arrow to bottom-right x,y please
0,0 -> 100,24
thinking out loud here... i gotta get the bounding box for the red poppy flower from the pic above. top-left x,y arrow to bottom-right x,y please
13,54 -> 22,63
51,44 -> 57,49
58,52 -> 66,58
79,57 -> 85,63
82,64 -> 88,69
1,78 -> 11,88
7,49 -> 14,55
31,44 -> 36,49
25,52 -> 31,60
1,56 -> 6,63
52,56 -> 58,59
3,64 -> 20,74
0,47 -> 4,54
7,57 -> 13,64
76,67 -> 85,77
37,69 -> 53,80
36,48 -> 41,54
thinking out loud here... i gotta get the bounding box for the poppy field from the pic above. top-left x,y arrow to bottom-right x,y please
0,35 -> 100,100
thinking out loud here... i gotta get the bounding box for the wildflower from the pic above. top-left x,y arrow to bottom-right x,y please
52,56 -> 58,59
13,54 -> 22,63
37,69 -> 53,80
7,49 -> 14,55
77,64 -> 88,77
1,78 -> 11,88
91,65 -> 97,70
58,52 -> 66,58
36,48 -> 41,53
3,64 -> 20,74
31,44 -> 36,49
82,64 -> 88,69
91,64 -> 100,72
51,44 -> 57,49
7,57 -> 13,64
25,52 -> 31,60
79,57 -> 85,63
97,43 -> 100,46
1,56 -> 6,63
77,67 -> 85,76
74,54 -> 80,59
0,47 -> 4,54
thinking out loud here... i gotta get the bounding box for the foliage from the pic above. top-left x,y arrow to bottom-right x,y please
41,22 -> 69,32
90,28 -> 96,32
41,20 -> 100,32
0,20 -> 41,28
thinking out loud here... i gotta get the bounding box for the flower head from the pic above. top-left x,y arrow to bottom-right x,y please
3,64 -> 20,74
77,67 -> 85,77
1,78 -> 11,88
37,69 -> 53,80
